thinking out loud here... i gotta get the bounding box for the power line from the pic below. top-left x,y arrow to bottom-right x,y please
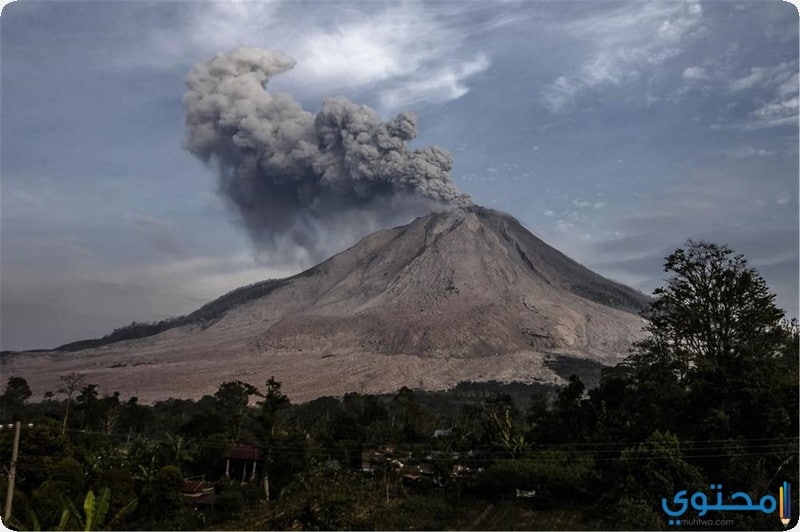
58,428 -> 798,464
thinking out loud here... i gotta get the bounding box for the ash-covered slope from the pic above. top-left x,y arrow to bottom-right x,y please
221,205 -> 648,358
8,206 -> 649,402
470,207 -> 648,314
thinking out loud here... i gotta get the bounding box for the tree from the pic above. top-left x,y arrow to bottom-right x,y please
0,377 -> 32,417
486,407 -> 526,458
214,380 -> 259,440
259,377 -> 290,438
0,417 -> 74,491
602,430 -> 705,528
536,374 -> 588,444
157,433 -> 197,470
75,384 -> 100,431
135,465 -> 186,529
635,240 -> 786,379
389,386 -> 427,442
57,373 -> 86,435
483,393 -> 526,458
624,240 -> 797,488
99,393 -> 121,436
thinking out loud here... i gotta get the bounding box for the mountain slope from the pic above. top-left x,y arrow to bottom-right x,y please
6,206 -> 649,401
208,205 -> 648,358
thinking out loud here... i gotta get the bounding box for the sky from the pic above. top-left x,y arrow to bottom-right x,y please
1,0 -> 797,351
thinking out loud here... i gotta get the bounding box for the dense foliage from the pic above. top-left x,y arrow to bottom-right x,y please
1,241 -> 797,530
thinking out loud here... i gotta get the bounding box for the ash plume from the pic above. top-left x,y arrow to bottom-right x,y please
183,47 -> 470,263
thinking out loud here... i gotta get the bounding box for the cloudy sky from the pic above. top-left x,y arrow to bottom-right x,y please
1,0 -> 797,350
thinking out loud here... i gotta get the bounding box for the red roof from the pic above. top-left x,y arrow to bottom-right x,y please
181,480 -> 215,505
224,444 -> 261,460
182,480 -> 212,494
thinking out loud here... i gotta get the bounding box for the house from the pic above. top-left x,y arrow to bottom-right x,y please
181,478 -> 215,505
224,444 -> 262,481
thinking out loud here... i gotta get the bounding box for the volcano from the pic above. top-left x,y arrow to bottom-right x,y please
4,206 -> 649,402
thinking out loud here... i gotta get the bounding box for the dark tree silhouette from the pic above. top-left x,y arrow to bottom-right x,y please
1,376 -> 32,410
635,240 -> 786,380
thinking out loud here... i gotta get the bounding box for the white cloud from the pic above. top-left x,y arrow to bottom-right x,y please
730,69 -> 765,91
724,61 -> 799,129
556,220 -> 574,232
541,1 -> 704,112
279,4 -> 491,113
142,1 -> 283,70
754,93 -> 798,120
295,20 -> 410,86
140,2 -> 491,113
290,6 -> 492,109
778,73 -> 799,98
730,62 -> 795,92
290,6 -> 435,87
541,76 -> 583,113
682,66 -> 708,80
750,87 -> 799,130
377,54 -> 490,111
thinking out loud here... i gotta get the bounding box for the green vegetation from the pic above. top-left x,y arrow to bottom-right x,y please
1,241 -> 797,530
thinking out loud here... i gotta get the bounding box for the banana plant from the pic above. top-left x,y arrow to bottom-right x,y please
86,488 -> 109,531
56,488 -> 137,531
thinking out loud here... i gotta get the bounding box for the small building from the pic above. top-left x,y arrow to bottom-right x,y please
224,444 -> 262,481
181,479 -> 215,505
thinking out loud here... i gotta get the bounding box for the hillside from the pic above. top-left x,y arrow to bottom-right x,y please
4,206 -> 649,402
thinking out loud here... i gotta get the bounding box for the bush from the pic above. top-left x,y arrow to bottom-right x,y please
31,480 -> 73,529
49,457 -> 86,497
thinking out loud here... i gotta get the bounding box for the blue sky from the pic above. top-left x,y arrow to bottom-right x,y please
1,0 -> 797,350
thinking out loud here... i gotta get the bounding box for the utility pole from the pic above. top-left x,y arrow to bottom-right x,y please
3,421 -> 21,523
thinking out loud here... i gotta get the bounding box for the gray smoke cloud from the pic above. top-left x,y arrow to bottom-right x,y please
184,47 -> 470,263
